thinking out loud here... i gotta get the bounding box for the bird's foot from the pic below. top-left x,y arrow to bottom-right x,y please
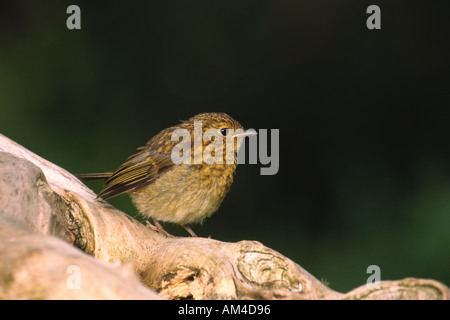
145,219 -> 174,238
183,224 -> 198,237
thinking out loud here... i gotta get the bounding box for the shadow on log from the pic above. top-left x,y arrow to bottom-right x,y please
0,133 -> 448,300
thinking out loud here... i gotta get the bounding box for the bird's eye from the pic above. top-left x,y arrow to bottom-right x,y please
220,128 -> 229,136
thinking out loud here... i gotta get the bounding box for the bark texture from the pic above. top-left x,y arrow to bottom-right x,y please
0,133 -> 448,300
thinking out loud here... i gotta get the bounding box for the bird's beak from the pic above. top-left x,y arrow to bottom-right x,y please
232,128 -> 258,138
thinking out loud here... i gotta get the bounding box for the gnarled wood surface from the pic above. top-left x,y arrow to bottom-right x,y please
0,133 -> 448,300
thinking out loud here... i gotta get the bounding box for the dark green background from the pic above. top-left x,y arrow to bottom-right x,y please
1,0 -> 449,293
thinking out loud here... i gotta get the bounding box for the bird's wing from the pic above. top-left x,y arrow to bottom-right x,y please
98,145 -> 175,200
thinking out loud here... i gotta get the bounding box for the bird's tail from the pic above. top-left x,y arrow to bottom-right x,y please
75,172 -> 114,181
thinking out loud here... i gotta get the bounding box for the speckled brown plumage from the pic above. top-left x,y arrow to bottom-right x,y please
77,112 -> 256,236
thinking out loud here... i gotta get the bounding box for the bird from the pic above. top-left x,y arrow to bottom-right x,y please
76,112 -> 257,237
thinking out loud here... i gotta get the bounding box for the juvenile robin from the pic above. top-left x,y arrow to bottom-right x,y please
77,112 -> 257,237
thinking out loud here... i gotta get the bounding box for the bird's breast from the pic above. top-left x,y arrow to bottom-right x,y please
130,163 -> 237,225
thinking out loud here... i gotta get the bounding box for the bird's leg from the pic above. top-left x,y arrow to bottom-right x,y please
183,224 -> 198,237
145,218 -> 174,237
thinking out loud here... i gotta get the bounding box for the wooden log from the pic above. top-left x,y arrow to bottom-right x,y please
0,133 -> 448,300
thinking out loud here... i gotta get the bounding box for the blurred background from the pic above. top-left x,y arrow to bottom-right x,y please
1,0 -> 449,293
